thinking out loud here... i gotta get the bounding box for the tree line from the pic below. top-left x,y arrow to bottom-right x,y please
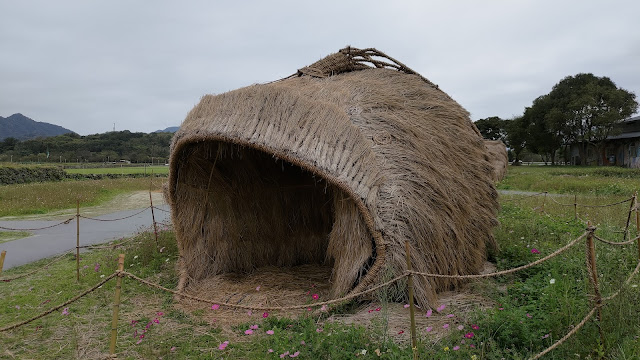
475,73 -> 638,165
0,130 -> 173,164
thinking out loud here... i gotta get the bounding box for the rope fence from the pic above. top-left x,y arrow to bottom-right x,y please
79,206 -> 151,222
0,191 -> 171,282
1,190 -> 639,358
0,217 -> 74,231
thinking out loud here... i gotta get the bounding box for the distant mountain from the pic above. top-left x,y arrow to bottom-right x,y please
0,113 -> 75,141
153,126 -> 179,133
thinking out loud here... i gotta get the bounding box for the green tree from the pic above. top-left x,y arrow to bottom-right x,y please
474,116 -> 506,141
504,116 -> 528,163
522,95 -> 566,165
534,73 -> 637,164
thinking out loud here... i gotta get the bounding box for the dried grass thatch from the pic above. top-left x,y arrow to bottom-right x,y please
166,46 -> 499,307
484,140 -> 508,182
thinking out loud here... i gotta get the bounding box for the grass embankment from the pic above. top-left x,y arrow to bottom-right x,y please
0,177 -> 163,217
0,166 -> 639,358
0,231 -> 30,243
65,165 -> 169,175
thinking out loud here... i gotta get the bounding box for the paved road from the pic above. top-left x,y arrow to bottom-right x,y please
0,205 -> 171,270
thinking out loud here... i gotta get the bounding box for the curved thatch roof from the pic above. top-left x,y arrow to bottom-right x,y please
167,47 -> 499,307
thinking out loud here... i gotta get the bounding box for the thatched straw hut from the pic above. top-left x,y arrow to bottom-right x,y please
484,140 -> 508,182
166,47 -> 499,307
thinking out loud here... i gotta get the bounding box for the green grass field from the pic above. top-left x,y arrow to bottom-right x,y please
0,165 -> 639,359
65,165 -> 169,175
0,177 -> 164,217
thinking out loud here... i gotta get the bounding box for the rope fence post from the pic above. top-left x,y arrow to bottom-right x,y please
585,223 -> 605,348
541,192 -> 547,213
76,200 -> 80,282
149,191 -> 159,248
404,241 -> 418,360
636,191 -> 640,260
623,192 -> 636,242
109,254 -> 125,355
0,250 -> 6,276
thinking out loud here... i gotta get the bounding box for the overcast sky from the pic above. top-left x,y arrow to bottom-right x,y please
1,1 -> 639,135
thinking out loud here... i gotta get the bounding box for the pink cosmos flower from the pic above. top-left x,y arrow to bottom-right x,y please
316,328 -> 323,333
404,304 -> 410,308
153,318 -> 160,324
446,314 -> 454,318
136,339 -> 143,344
267,330 -> 275,335
256,286 -> 261,291
268,349 -> 274,353
443,324 -> 449,329
542,333 -> 550,339
312,294 -> 319,300
170,346 -> 176,352
375,307 -> 381,312
94,263 -> 100,272
453,346 -> 460,351
425,309 -> 432,317
457,325 -> 464,330
470,344 -> 476,349
436,304 -> 446,312
301,340 -> 306,345
398,330 -> 405,334
263,312 -> 269,318
211,304 -> 220,310
465,332 -> 474,339
290,351 -> 300,358
471,324 -> 479,330
15,305 -> 20,310
320,305 -> 328,312
62,307 -> 69,316
244,329 -> 254,335
526,313 -> 532,318
531,248 -> 540,254
157,312 -> 164,316
426,326 -> 432,332
247,310 -> 253,316
218,341 -> 229,350
250,324 -> 258,330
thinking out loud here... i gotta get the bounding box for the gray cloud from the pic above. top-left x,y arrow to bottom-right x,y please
1,0 -> 638,135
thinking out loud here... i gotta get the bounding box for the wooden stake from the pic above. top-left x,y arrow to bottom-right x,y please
109,254 -> 125,355
405,241 -> 418,360
586,223 -> 605,348
636,192 -> 640,260
150,191 -> 159,247
623,192 -> 636,242
76,200 -> 80,282
0,250 -> 6,276
541,192 -> 547,213
574,194 -> 578,220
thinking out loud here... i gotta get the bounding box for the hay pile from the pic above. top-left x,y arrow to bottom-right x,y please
166,47 -> 499,308
483,140 -> 508,182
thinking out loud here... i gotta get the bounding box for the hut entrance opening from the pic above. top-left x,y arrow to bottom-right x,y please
174,141 -> 376,299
